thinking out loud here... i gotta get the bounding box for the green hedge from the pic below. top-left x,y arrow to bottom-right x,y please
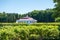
0,25 -> 60,40
0,23 -> 60,26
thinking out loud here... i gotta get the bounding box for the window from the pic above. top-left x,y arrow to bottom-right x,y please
30,21 -> 32,23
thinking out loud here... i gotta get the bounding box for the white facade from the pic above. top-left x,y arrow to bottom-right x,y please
16,16 -> 37,24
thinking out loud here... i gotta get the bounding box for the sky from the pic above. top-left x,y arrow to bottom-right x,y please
0,0 -> 55,14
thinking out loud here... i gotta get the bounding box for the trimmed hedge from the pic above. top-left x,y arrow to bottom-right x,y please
0,25 -> 60,40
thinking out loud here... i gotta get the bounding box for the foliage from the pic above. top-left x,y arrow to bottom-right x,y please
0,12 -> 22,22
53,0 -> 60,18
24,9 -> 55,22
0,9 -> 55,22
55,17 -> 60,22
0,24 -> 59,40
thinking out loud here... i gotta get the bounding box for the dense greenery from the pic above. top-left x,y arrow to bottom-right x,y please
53,0 -> 60,18
0,12 -> 22,22
25,9 -> 55,22
0,9 -> 55,22
0,23 -> 60,40
55,17 -> 60,22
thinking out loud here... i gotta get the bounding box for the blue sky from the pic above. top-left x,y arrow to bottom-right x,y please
0,0 -> 55,14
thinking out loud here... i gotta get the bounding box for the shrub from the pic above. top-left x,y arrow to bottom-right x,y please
55,17 -> 60,22
0,25 -> 59,40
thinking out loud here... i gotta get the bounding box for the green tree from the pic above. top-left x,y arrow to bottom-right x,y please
53,0 -> 60,18
25,9 -> 54,22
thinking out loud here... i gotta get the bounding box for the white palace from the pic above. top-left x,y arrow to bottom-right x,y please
16,15 -> 37,24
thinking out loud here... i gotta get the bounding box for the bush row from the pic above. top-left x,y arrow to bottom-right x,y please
0,23 -> 60,26
0,25 -> 60,40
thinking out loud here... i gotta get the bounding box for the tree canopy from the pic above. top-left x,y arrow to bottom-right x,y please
53,0 -> 60,17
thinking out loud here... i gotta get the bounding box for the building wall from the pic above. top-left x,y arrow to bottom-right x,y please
16,20 -> 37,24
